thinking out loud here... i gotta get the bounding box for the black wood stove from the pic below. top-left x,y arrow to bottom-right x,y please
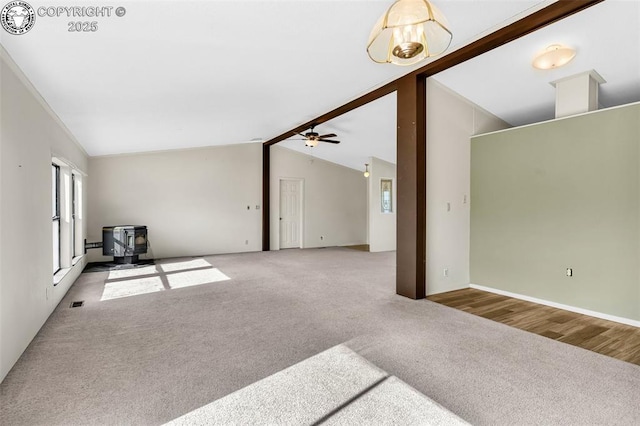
102,225 -> 148,264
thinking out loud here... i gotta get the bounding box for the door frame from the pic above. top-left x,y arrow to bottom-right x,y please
277,177 -> 304,250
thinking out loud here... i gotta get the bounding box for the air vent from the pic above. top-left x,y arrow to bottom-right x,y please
70,301 -> 84,308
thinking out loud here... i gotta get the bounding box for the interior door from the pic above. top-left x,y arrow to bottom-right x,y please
279,179 -> 301,249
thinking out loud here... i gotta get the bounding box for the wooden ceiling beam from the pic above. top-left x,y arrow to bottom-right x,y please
263,81 -> 397,147
262,0 -> 604,147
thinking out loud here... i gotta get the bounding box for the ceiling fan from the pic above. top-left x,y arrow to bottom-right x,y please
293,124 -> 340,147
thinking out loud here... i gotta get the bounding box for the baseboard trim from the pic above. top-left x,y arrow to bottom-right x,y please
427,283 -> 469,297
469,284 -> 640,328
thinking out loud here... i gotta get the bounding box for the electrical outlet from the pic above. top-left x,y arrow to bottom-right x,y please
446,202 -> 451,212
245,240 -> 249,245
443,268 -> 449,277
566,268 -> 573,277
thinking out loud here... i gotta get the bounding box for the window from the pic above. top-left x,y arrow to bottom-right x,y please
381,178 -> 393,213
52,160 -> 84,280
52,164 -> 60,274
72,173 -> 83,262
71,173 -> 76,258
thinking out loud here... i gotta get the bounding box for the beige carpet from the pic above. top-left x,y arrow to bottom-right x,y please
1,248 -> 639,425
166,344 -> 467,425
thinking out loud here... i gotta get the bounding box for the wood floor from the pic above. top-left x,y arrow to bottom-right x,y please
427,288 -> 640,366
343,244 -> 370,252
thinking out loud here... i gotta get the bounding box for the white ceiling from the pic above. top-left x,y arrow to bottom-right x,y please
2,1 -> 638,172
433,0 -> 640,127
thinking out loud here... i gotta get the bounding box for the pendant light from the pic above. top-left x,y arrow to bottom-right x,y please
367,0 -> 452,66
364,164 -> 370,178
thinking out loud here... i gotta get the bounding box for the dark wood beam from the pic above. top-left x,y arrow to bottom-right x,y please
263,81 -> 397,146
261,0 -> 604,261
396,75 -> 426,299
263,0 -> 603,147
262,144 -> 270,251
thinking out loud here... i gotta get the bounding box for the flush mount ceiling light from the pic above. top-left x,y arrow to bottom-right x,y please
367,0 -> 452,66
364,163 -> 370,178
532,44 -> 576,70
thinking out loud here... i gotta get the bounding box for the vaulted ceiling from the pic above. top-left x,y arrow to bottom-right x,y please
2,1 -> 638,171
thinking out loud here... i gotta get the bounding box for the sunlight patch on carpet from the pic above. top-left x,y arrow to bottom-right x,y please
107,265 -> 158,280
167,268 -> 230,289
164,344 -> 468,425
101,276 -> 164,301
159,258 -> 212,273
100,259 -> 230,301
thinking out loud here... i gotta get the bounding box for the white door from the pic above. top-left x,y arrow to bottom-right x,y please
279,179 -> 301,249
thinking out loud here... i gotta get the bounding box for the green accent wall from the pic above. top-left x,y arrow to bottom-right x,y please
471,103 -> 640,321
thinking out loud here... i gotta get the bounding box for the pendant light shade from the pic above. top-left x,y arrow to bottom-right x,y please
367,0 -> 452,66
364,163 -> 370,178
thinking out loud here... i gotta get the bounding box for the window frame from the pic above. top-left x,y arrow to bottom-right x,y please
380,178 -> 393,214
71,172 -> 76,258
52,163 -> 61,275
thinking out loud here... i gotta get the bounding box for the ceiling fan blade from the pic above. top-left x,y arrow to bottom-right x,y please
319,139 -> 340,144
316,133 -> 337,139
296,133 -> 308,138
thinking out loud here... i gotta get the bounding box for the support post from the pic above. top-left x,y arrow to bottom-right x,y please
396,75 -> 426,299
262,144 -> 270,251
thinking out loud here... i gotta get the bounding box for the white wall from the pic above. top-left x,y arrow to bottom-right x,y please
368,157 -> 396,252
426,79 -> 509,295
1,48 -> 89,382
270,146 -> 367,250
87,143 -> 262,261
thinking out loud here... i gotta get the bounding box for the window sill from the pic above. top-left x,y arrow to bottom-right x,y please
53,255 -> 85,286
53,268 -> 71,286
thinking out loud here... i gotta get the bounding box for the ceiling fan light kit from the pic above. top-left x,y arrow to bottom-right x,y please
532,44 -> 576,70
367,0 -> 452,66
295,124 -> 341,148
